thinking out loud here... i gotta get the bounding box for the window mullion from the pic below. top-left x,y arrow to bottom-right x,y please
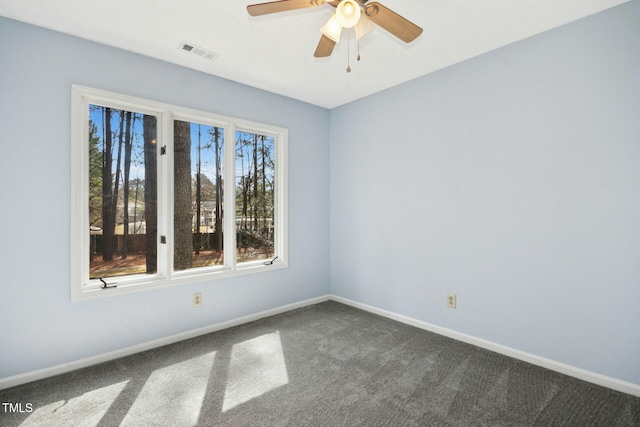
159,112 -> 173,280
275,130 -> 288,266
72,92 -> 91,293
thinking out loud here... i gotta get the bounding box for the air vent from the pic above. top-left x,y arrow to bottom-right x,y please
179,41 -> 219,61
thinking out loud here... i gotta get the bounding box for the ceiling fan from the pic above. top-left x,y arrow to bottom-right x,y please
247,0 -> 422,66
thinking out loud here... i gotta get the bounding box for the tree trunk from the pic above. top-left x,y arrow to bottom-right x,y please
174,120 -> 193,270
261,135 -> 266,235
111,113 -> 124,256
195,125 -> 201,255
214,127 -> 223,252
253,134 -> 259,230
102,108 -> 114,261
122,111 -> 133,259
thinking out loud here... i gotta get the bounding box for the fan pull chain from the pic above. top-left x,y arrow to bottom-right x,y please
356,23 -> 361,61
346,29 -> 351,73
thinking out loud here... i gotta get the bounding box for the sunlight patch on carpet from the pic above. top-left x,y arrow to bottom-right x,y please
121,352 -> 216,426
223,332 -> 289,412
20,380 -> 129,427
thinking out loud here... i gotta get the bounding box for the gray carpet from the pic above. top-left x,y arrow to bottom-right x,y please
1,301 -> 639,426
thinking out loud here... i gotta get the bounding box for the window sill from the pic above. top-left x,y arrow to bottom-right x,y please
71,261 -> 287,302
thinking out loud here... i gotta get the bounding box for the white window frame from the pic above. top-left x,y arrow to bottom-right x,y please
70,85 -> 288,301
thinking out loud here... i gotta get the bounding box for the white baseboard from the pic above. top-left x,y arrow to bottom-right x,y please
330,294 -> 640,398
2,293 -> 639,398
0,295 -> 330,390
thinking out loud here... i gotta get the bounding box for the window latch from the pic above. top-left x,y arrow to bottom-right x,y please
264,256 -> 278,266
99,278 -> 118,289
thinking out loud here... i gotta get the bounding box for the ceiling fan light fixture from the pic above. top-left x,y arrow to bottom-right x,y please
321,14 -> 342,43
335,0 -> 361,28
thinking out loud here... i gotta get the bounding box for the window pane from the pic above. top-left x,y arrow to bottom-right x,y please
89,105 -> 158,279
174,120 -> 225,271
235,131 -> 275,263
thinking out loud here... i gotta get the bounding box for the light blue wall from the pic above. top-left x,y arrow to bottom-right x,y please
0,17 -> 330,378
330,2 -> 640,385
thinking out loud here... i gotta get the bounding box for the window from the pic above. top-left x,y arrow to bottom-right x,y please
71,85 -> 287,300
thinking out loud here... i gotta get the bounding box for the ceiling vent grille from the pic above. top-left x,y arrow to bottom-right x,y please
179,41 -> 219,61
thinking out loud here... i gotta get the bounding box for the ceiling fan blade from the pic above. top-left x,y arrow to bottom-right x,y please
364,2 -> 423,43
314,34 -> 336,57
247,0 -> 324,17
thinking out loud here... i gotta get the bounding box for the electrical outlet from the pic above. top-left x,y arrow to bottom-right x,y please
192,292 -> 202,308
447,293 -> 457,309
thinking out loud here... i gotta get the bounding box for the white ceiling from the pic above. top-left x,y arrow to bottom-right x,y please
0,0 -> 629,109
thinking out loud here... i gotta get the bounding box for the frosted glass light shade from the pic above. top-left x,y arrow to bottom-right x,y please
355,14 -> 374,40
321,14 -> 342,43
335,0 -> 361,28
